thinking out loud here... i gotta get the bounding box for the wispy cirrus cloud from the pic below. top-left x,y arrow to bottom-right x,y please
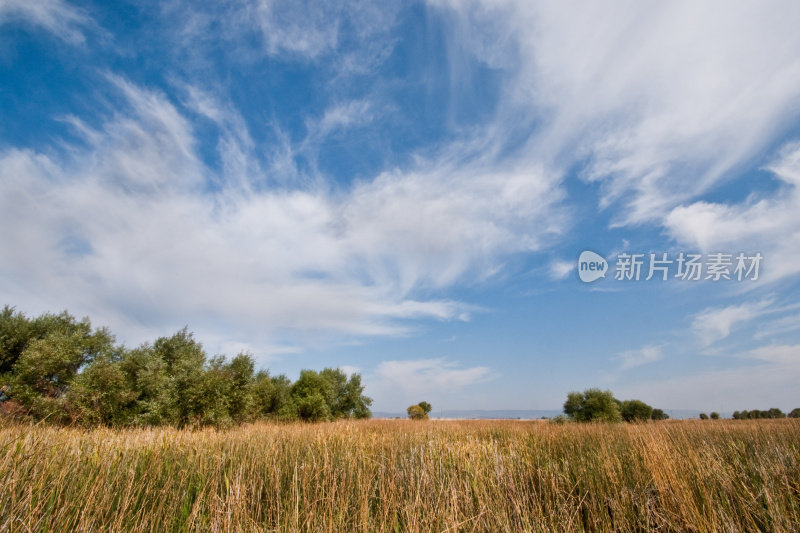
0,75 -> 564,358
433,1 -> 800,226
0,0 -> 93,44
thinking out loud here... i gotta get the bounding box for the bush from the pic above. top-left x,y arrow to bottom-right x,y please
296,392 -> 331,422
733,408 -> 787,420
407,404 -> 428,420
564,389 -> 622,422
651,408 -> 669,420
699,413 -> 709,420
620,399 -> 653,422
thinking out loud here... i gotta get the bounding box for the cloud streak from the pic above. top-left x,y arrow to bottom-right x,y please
374,358 -> 496,392
435,1 -> 800,226
0,76 -> 564,357
0,0 -> 93,44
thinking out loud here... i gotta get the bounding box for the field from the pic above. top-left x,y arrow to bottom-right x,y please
1,419 -> 799,532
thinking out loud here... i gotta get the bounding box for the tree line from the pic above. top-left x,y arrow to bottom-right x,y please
561,388 -> 669,423
731,408 -> 799,419
562,388 -> 799,422
0,306 -> 372,427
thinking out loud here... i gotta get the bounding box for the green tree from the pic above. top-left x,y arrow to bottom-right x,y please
288,368 -> 372,421
418,401 -> 432,416
119,344 -> 172,425
651,408 -> 669,420
710,412 -> 720,420
339,372 -> 372,419
0,306 -> 35,374
252,372 -> 292,416
227,353 -> 255,422
699,413 -> 709,420
154,329 -> 208,427
563,389 -> 622,422
319,368 -> 349,417
1,305 -> 378,427
10,316 -> 115,421
295,392 -> 331,422
620,399 -> 653,422
289,370 -> 334,421
767,408 -> 785,419
195,355 -> 233,427
407,404 -> 428,420
69,351 -> 138,426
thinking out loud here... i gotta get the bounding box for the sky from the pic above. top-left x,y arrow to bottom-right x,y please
1,0 -> 800,415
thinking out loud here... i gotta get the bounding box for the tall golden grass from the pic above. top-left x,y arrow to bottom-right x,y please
1,418 -> 798,532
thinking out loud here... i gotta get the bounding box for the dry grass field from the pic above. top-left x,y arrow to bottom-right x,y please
1,418 -> 799,532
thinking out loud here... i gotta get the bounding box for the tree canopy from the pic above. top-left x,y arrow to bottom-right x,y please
564,389 -> 668,423
407,401 -> 432,420
564,389 -> 622,422
0,306 -> 372,427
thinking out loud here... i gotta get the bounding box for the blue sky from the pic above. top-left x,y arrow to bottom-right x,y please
2,0 -> 800,414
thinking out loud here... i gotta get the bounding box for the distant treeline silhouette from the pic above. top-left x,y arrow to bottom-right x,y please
733,408 -> 799,419
0,306 -> 371,427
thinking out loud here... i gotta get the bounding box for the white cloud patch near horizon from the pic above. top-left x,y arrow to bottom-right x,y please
691,299 -> 775,348
616,344 -> 663,370
374,358 -> 496,393
614,343 -> 800,412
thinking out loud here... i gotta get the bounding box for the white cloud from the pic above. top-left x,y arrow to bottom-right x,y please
548,260 -> 574,280
0,0 -> 92,44
755,312 -> 800,340
432,1 -> 800,225
374,358 -> 496,392
338,365 -> 361,377
616,343 -> 800,411
245,0 -> 339,58
746,344 -> 800,365
616,344 -> 663,370
0,77 -> 565,357
691,299 -> 773,347
667,140 -> 800,284
310,100 -> 374,138
616,359 -> 800,412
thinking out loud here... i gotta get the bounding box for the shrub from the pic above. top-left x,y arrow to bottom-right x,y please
564,389 -> 622,422
651,408 -> 669,420
620,399 -> 653,422
407,404 -> 428,420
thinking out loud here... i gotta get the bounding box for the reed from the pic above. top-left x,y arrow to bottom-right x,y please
1,418 -> 798,532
